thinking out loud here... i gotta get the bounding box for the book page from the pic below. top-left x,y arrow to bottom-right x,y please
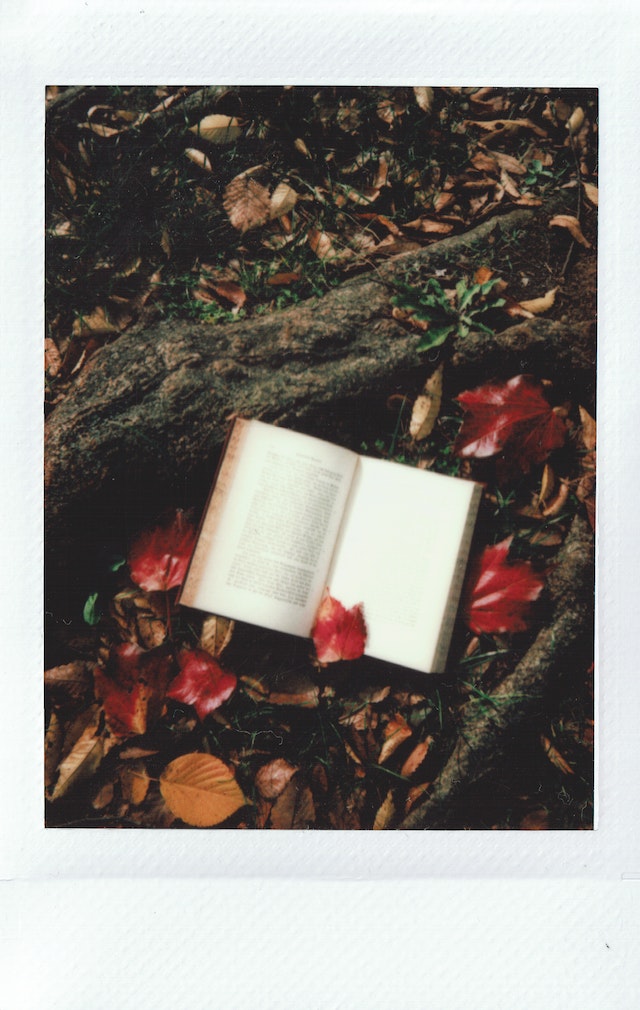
326,457 -> 480,672
181,421 -> 358,636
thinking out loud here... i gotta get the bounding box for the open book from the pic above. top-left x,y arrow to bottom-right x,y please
180,419 -> 482,674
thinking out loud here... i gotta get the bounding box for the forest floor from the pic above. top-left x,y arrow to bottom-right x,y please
45,86 -> 596,830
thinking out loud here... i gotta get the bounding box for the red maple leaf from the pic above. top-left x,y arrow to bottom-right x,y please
454,374 -> 567,472
464,537 -> 545,635
311,592 -> 367,664
166,648 -> 237,720
93,642 -> 174,738
128,509 -> 197,592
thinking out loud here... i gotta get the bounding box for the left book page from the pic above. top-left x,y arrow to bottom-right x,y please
179,420 -> 359,636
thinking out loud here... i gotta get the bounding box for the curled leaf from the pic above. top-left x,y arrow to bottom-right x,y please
464,537 -> 545,635
312,592 -> 367,664
128,509 -> 196,593
185,148 -> 213,172
166,648 -> 237,720
189,114 -> 242,144
549,214 -> 591,248
518,286 -> 559,315
160,753 -> 247,827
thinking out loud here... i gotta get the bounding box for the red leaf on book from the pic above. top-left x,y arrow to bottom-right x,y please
93,643 -> 173,738
312,592 -> 367,664
166,648 -> 237,720
454,374 -> 567,472
128,509 -> 197,592
464,537 -> 545,635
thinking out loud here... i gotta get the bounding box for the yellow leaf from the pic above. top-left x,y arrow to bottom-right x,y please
518,286 -> 559,315
223,173 -> 271,233
160,753 -> 247,827
549,214 -> 591,248
409,363 -> 444,441
413,87 -> 434,113
269,181 -> 298,219
373,789 -> 395,830
200,615 -> 235,659
189,114 -> 242,145
184,148 -> 213,172
582,182 -> 598,206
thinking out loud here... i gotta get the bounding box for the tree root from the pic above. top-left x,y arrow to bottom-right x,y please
398,513 -> 594,829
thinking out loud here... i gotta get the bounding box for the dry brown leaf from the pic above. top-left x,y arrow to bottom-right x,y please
404,217 -> 454,235
45,337 -> 62,377
549,214 -> 592,248
267,271 -> 301,286
269,778 -> 316,829
541,735 -> 575,776
490,150 -> 527,176
111,589 -> 166,649
189,114 -> 242,144
377,97 -> 407,124
474,266 -> 494,285
339,705 -> 378,730
413,87 -> 434,113
409,363 -> 444,441
520,808 -> 550,830
294,137 -> 312,158
373,789 -> 396,830
470,151 -> 499,175
223,174 -> 271,233
45,711 -> 63,788
538,463 -> 556,509
45,660 -> 91,700
267,671 -> 320,708
92,781 -> 114,810
400,737 -> 431,778
582,182 -> 598,206
514,194 -> 543,207
72,306 -> 119,338
405,781 -> 431,814
50,721 -> 106,801
378,714 -> 412,765
307,227 -> 339,260
567,107 -> 585,135
120,762 -> 150,806
269,181 -> 298,219
184,148 -> 213,172
469,117 -> 547,137
200,615 -> 235,659
518,286 -> 559,315
159,753 -> 247,827
576,406 -> 596,529
500,168 -> 521,199
255,758 -> 298,800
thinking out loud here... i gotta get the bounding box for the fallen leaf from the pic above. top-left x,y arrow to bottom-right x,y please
200,615 -> 235,659
72,306 -> 119,338
166,648 -> 237,721
269,181 -> 298,219
92,781 -> 114,810
409,362 -> 444,440
210,280 -> 247,309
549,214 -> 592,248
473,266 -> 494,285
307,227 -> 339,260
294,137 -> 312,158
400,737 -> 431,778
464,537 -> 545,635
405,781 -> 431,814
518,286 -> 559,314
413,87 -> 434,113
45,660 -> 91,700
520,808 -> 550,830
404,217 -> 454,235
111,588 -> 167,650
267,271 -> 301,286
269,778 -> 315,829
185,148 -> 213,172
312,592 -> 367,664
469,117 -> 547,138
541,735 -> 575,775
128,509 -> 196,593
255,758 -> 298,800
189,114 -> 242,144
94,643 -> 173,739
455,374 -> 567,472
576,406 -> 596,530
582,182 -> 598,206
45,711 -> 64,788
378,713 -> 412,765
120,762 -> 150,806
45,337 -> 62,377
50,711 -> 106,801
566,106 -> 585,135
373,789 -> 396,829
160,753 -> 247,827
223,173 -> 271,232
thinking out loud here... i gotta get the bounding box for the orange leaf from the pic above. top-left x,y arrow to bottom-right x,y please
159,753 -> 247,827
400,737 -> 431,778
378,714 -> 412,765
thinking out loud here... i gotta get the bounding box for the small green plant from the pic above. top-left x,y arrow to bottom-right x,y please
391,275 -> 505,351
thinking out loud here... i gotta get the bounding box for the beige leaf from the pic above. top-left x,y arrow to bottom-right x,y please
45,337 -> 62,378
404,218 -> 454,235
269,181 -> 298,219
120,762 -> 150,806
500,168 -> 521,199
518,286 -> 559,315
373,789 -> 396,830
50,723 -> 105,801
378,714 -> 412,765
223,174 -> 271,232
549,214 -> 592,248
567,106 -> 585,135
579,405 -> 596,453
189,114 -> 242,144
255,758 -> 298,800
413,87 -> 434,113
582,182 -> 598,206
160,753 -> 247,827
184,148 -> 213,172
72,306 -> 119,338
294,137 -> 312,158
200,615 -> 235,659
538,463 -> 556,509
410,363 -> 444,441
307,227 -> 338,260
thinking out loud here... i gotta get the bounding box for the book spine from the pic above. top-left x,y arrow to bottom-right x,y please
178,418 -> 248,607
430,481 -> 483,674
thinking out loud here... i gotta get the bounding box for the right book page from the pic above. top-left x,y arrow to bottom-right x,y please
326,457 -> 482,673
